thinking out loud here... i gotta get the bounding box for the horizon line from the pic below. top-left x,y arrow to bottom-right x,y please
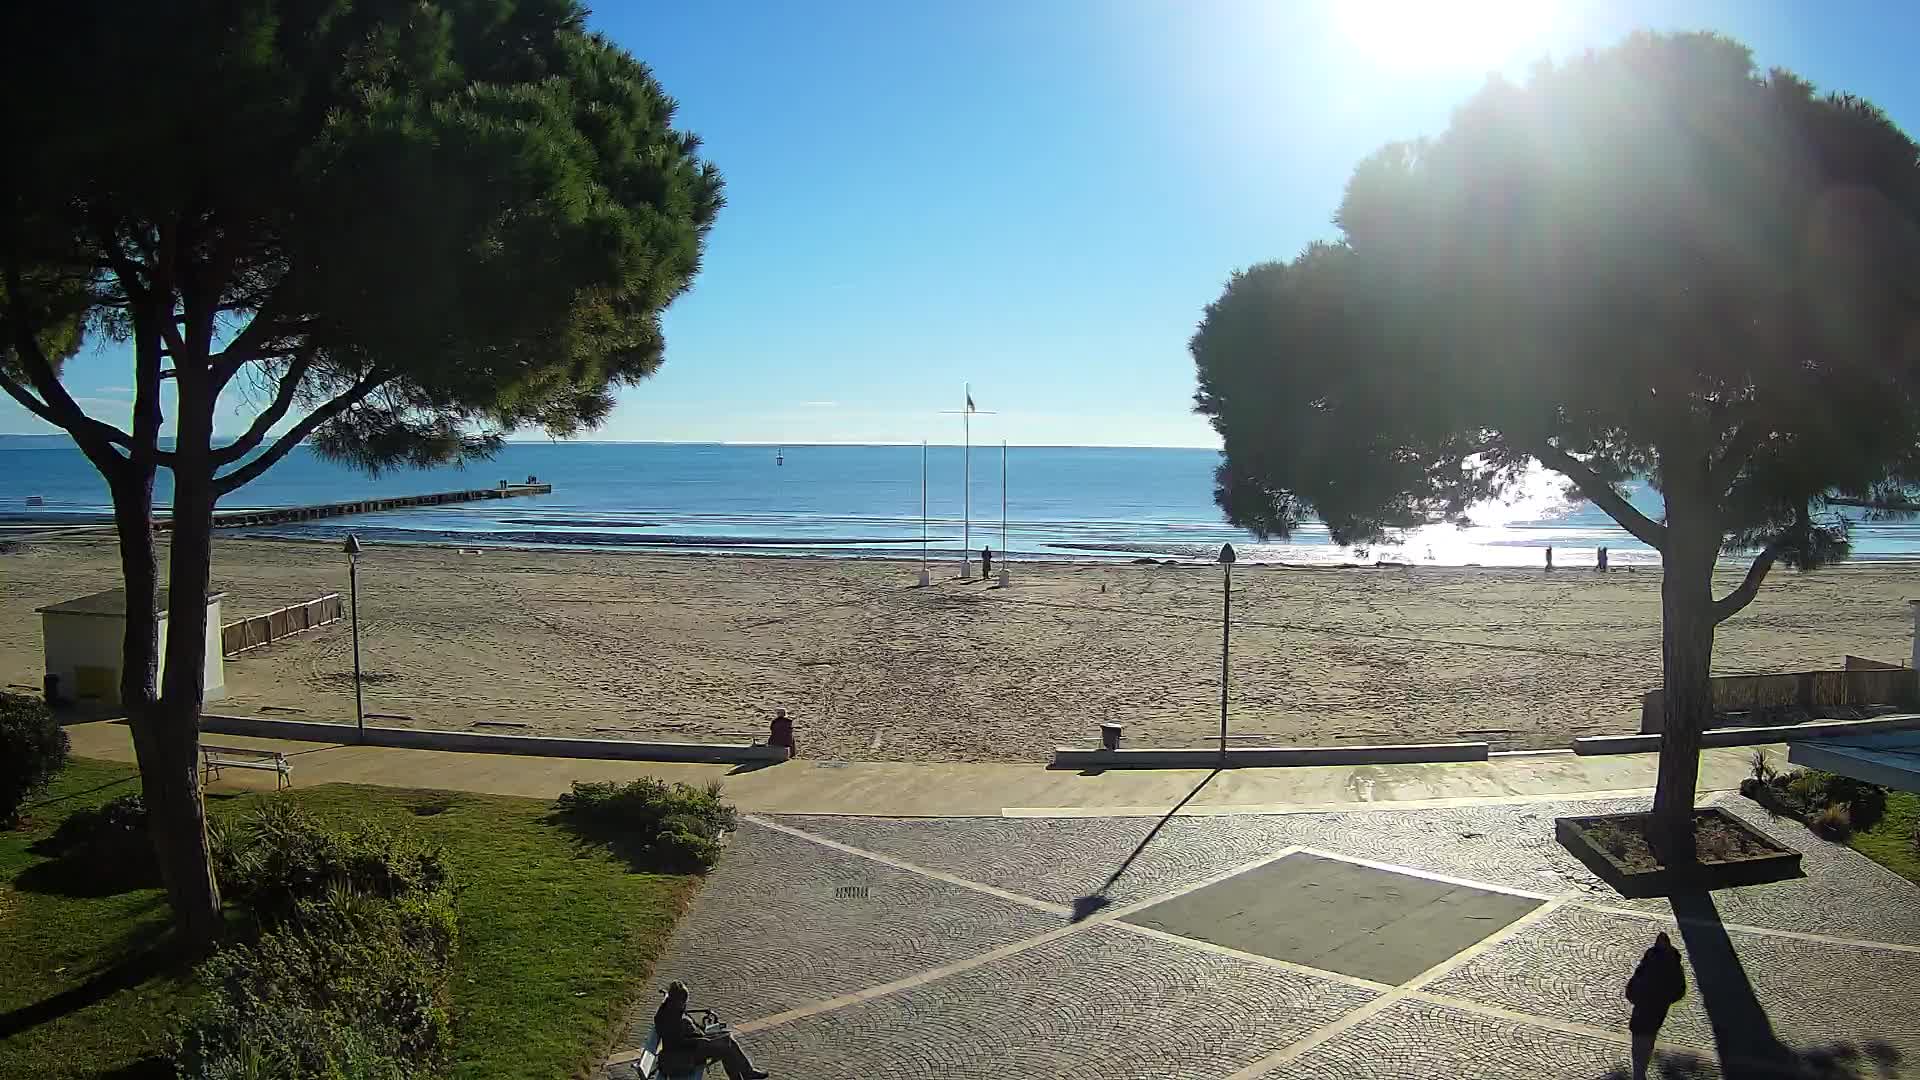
0,433 -> 1224,452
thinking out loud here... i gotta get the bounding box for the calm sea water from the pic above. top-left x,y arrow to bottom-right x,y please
4,439 -> 1918,566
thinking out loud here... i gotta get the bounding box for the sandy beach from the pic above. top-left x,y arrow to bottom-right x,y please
3,536 -> 1913,762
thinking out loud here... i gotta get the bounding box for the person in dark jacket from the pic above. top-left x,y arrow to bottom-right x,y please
656,981 -> 768,1079
980,545 -> 993,580
1626,932 -> 1686,1080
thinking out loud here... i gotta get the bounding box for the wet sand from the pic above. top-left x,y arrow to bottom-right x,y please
2,536 -> 1911,762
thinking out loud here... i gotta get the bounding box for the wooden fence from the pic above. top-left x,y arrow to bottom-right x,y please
1640,667 -> 1918,732
221,594 -> 344,657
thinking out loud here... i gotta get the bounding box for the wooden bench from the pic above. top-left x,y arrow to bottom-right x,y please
200,744 -> 293,790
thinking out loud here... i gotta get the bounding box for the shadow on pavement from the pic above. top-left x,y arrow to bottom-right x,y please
1070,768 -> 1219,922
1592,891 -> 1903,1079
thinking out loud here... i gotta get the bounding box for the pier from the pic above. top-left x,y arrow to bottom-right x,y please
158,482 -> 552,531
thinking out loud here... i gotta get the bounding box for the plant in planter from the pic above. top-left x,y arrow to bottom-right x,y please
1810,802 -> 1854,842
1741,767 -> 1889,841
1556,808 -> 1803,898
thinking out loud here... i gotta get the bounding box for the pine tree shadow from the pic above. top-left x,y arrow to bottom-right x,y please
1590,891 -> 1904,1079
0,924 -> 184,1039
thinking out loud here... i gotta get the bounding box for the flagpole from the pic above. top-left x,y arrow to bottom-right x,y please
963,383 -> 971,578
920,440 -> 929,585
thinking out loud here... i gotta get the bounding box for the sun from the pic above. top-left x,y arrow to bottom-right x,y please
1337,0 -> 1552,72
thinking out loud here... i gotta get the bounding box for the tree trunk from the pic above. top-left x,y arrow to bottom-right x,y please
1652,520 -> 1719,865
109,470 -> 160,717
151,415 -> 224,948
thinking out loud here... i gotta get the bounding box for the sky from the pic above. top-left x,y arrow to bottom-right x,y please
9,0 -> 1920,448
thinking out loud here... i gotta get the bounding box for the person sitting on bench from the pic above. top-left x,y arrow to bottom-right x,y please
656,981 -> 769,1080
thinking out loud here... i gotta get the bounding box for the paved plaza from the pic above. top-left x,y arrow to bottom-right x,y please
607,793 -> 1920,1080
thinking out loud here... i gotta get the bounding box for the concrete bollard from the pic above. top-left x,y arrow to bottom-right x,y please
770,708 -> 795,757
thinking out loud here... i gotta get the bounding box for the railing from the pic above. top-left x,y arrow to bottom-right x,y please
221,594 -> 344,657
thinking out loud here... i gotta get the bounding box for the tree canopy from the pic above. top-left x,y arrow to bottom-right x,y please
0,0 -> 722,943
1193,31 -> 1920,859
1,0 -> 723,480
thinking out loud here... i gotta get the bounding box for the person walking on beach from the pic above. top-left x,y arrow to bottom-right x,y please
1545,546 -> 1554,571
1626,932 -> 1686,1080
981,545 -> 993,580
656,981 -> 769,1079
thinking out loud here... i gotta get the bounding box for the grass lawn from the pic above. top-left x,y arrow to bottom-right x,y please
1,757 -> 699,1080
1851,789 -> 1920,884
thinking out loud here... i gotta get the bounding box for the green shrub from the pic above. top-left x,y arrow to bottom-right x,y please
36,793 -> 158,887
0,691 -> 68,828
173,886 -> 457,1080
1770,769 -> 1890,833
554,777 -> 736,872
216,800 -> 450,927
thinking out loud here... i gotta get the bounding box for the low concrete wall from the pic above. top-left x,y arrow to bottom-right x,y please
1575,713 -> 1920,756
199,713 -> 789,764
1640,668 -> 1918,733
1051,741 -> 1489,769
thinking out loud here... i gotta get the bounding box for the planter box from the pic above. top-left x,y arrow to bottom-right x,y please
1555,807 -> 1802,898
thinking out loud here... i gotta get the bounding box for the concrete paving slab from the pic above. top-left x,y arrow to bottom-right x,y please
1426,903 -> 1920,1062
633,821 -> 1063,1027
1259,997 -> 1705,1080
718,923 -> 1378,1080
1121,852 -> 1543,985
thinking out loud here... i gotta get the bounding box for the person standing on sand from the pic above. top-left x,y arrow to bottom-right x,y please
981,545 -> 993,580
1626,931 -> 1686,1080
1545,546 -> 1554,570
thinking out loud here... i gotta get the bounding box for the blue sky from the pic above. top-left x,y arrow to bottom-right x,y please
9,0 -> 1919,447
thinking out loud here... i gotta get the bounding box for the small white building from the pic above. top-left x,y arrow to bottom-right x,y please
37,587 -> 226,706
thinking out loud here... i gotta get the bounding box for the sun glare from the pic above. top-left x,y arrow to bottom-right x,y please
1337,0 -> 1553,72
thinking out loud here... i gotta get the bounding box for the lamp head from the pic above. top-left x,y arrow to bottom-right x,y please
1218,542 -> 1236,565
343,535 -> 363,556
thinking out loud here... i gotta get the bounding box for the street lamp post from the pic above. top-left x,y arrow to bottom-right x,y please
1218,542 -> 1236,762
344,534 -> 365,742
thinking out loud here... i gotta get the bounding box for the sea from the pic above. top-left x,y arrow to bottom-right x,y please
4,438 -> 1919,567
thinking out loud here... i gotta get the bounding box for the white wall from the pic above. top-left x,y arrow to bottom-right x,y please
42,613 -> 137,705
41,601 -> 227,705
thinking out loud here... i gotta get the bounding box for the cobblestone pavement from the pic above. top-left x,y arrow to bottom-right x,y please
604,793 -> 1920,1080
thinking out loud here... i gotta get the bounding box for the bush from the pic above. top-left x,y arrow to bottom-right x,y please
1743,767 -> 1891,838
35,793 -> 158,888
178,803 -> 458,1080
216,800 -> 450,927
554,777 -> 736,872
1,692 -> 68,828
173,886 -> 457,1080
1812,802 -> 1854,841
